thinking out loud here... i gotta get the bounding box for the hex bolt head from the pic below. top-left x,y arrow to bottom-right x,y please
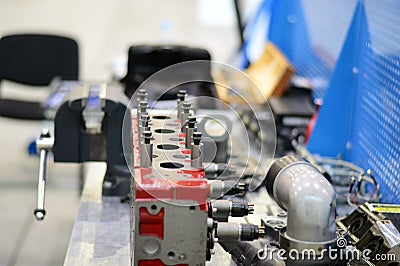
192,132 -> 202,145
138,101 -> 148,111
177,90 -> 187,101
143,131 -> 152,144
182,102 -> 191,112
140,115 -> 150,127
138,89 -> 147,95
140,114 -> 150,121
137,89 -> 148,100
187,117 -> 197,128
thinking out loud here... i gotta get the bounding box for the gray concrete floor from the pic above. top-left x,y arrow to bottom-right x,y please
0,1 -> 239,265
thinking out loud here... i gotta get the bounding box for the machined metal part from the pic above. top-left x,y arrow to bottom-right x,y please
139,131 -> 153,168
222,241 -> 285,266
82,83 -> 106,134
181,102 -> 191,132
266,156 -> 337,243
133,200 -> 208,265
177,89 -> 187,120
82,109 -> 105,134
132,109 -> 212,265
204,163 -> 236,178
279,228 -> 339,266
137,89 -> 148,102
138,114 -> 150,141
131,108 -> 265,265
137,100 -> 148,118
184,116 -> 197,149
216,222 -> 264,241
265,156 -> 338,265
225,181 -> 246,196
211,200 -> 254,222
208,180 -> 227,199
197,114 -> 232,163
337,203 -> 400,266
34,129 -> 54,221
261,216 -> 286,243
191,131 -> 203,168
208,180 -> 246,199
291,140 -> 332,182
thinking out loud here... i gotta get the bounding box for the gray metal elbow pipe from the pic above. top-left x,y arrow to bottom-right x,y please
266,156 -> 336,244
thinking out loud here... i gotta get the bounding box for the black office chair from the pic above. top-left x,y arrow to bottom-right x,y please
0,34 -> 79,120
121,44 -> 215,101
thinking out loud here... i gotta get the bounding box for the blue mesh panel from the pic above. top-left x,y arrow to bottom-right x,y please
244,0 -> 400,202
350,0 -> 400,203
240,0 -> 343,98
267,0 -> 335,99
306,0 -> 400,203
301,0 -> 358,99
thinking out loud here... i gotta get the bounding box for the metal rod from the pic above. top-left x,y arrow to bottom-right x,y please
177,90 -> 187,119
140,131 -> 153,168
181,102 -> 191,132
191,132 -> 203,168
233,0 -> 245,48
185,117 -> 197,149
33,129 -> 53,221
34,149 -> 48,220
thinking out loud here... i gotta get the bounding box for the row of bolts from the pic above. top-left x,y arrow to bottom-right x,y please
136,89 -> 203,169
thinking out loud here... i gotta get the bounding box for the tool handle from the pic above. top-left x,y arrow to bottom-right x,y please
34,129 -> 53,221
34,149 -> 48,220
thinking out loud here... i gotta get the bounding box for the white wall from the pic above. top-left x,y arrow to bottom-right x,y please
0,0 -> 238,80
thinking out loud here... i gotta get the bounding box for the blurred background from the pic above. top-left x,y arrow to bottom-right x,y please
0,0 -> 262,80
0,1 -> 260,265
1,0 -> 399,265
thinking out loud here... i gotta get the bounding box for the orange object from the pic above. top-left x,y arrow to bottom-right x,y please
214,42 -> 294,104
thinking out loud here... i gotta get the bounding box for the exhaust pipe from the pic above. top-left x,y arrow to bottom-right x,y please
266,156 -> 337,265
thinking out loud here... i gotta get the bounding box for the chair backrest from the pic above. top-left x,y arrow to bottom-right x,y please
122,45 -> 214,99
0,34 -> 79,86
